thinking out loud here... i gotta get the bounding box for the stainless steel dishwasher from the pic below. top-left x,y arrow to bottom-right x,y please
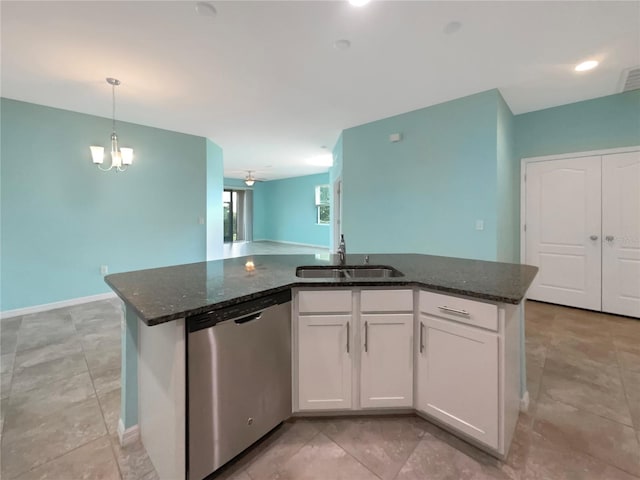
187,290 -> 292,480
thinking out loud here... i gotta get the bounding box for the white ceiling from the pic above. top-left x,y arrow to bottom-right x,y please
2,1 -> 639,180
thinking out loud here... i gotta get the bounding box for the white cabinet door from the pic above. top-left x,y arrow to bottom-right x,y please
602,151 -> 640,318
418,314 -> 499,449
525,156 -> 602,310
298,314 -> 352,410
360,313 -> 413,408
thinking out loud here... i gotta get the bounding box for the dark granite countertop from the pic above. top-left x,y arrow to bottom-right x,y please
105,253 -> 537,326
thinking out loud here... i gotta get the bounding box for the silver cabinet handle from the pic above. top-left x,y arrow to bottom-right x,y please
346,321 -> 350,353
590,235 -> 598,241
438,305 -> 470,317
364,321 -> 368,352
419,321 -> 425,353
605,235 -> 614,242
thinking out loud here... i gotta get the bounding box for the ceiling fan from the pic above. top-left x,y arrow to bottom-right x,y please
243,170 -> 265,186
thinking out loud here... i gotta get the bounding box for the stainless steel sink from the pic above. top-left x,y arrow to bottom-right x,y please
295,265 -> 404,279
295,268 -> 350,279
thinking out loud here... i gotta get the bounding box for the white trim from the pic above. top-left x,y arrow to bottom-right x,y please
252,239 -> 330,249
519,145 -> 640,264
521,145 -> 640,164
1,292 -> 118,319
117,419 -> 140,447
520,391 -> 530,412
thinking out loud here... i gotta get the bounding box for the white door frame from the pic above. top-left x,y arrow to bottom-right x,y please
332,177 -> 342,253
520,145 -> 640,264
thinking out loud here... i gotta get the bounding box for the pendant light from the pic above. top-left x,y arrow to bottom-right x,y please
90,77 -> 133,172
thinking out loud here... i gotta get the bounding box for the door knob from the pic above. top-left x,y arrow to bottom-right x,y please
589,235 -> 598,240
605,235 -> 614,242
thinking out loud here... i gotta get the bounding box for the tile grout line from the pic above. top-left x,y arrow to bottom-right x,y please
2,311 -> 115,479
72,311 -> 126,480
389,429 -> 426,480
242,425 -> 321,480
532,312 -> 640,478
323,430 -> 385,480
6,435 -> 116,480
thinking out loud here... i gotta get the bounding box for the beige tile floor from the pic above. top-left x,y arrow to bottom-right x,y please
1,299 -> 639,479
223,240 -> 329,258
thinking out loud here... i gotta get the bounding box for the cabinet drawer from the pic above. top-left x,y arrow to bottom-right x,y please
419,291 -> 498,331
299,290 -> 352,313
361,289 -> 413,312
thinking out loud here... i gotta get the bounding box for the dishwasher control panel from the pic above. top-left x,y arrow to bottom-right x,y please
187,289 -> 292,332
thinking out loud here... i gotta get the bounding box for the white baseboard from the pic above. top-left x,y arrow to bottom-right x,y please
253,239 -> 330,249
1,292 -> 118,319
117,419 -> 140,447
520,391 -> 530,412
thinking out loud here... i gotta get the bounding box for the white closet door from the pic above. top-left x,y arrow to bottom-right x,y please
602,151 -> 640,318
525,156 -> 602,310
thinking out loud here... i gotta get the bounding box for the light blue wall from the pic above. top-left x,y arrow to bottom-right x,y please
253,179 -> 268,242
1,98 -> 223,311
496,93 -> 518,263
206,140 -> 224,260
253,173 -> 330,247
342,90 -> 500,260
515,90 -> 640,159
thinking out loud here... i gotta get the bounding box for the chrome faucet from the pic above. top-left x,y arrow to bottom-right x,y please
338,234 -> 346,265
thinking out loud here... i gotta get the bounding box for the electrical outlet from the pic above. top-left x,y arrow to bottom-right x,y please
475,220 -> 484,231
100,265 -> 108,275
198,216 -> 205,225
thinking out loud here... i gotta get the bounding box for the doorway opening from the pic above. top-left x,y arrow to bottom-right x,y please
223,189 -> 253,243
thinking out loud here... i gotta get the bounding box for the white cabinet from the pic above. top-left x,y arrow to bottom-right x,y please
416,290 -> 520,455
360,313 -> 413,408
359,289 -> 413,409
295,288 -> 413,411
297,290 -> 353,411
416,314 -> 499,449
298,314 -> 352,410
295,288 -> 521,457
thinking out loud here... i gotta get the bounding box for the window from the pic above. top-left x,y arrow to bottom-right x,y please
315,184 -> 330,224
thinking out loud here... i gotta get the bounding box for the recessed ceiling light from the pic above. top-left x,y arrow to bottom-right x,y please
333,39 -> 351,51
195,2 -> 217,17
349,0 -> 371,6
444,21 -> 462,35
575,60 -> 599,72
307,154 -> 334,167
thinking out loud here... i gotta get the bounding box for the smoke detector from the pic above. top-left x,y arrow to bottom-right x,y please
619,66 -> 640,93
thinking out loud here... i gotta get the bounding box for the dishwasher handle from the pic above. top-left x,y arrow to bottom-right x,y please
234,312 -> 263,325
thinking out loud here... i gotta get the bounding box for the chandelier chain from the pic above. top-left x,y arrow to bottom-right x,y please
112,83 -> 116,134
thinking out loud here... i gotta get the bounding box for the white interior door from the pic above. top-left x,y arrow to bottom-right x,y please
602,151 -> 640,318
525,156 -> 602,310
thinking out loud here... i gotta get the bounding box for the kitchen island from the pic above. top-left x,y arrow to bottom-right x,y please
105,253 -> 537,480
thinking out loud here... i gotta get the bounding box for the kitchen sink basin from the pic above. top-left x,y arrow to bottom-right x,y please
295,265 -> 404,279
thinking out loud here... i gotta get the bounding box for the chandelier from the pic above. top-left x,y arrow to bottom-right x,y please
90,78 -> 133,172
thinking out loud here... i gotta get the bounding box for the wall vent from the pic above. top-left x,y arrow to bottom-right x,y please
619,66 -> 640,93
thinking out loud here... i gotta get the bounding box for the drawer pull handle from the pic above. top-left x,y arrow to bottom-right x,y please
438,305 -> 470,317
364,321 -> 369,352
346,321 -> 350,353
419,321 -> 425,353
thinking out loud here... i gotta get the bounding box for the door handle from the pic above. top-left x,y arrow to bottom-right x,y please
419,321 -> 425,353
346,321 -> 350,353
605,235 -> 614,242
364,321 -> 368,352
589,235 -> 598,241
